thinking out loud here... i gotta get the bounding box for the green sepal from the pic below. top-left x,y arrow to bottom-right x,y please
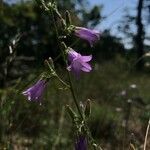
65,10 -> 72,27
66,105 -> 78,121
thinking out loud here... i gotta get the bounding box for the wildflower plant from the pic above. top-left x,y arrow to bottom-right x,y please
22,0 -> 101,149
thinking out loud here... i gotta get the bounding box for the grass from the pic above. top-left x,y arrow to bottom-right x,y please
0,57 -> 150,149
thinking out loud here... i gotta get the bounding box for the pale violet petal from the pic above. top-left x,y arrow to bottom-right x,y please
81,55 -> 92,62
81,63 -> 92,72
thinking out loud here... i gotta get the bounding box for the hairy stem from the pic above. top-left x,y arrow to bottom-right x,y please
67,71 -> 83,119
47,0 -> 83,119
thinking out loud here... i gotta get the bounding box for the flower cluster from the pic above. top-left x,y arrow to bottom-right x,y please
22,26 -> 100,102
67,27 -> 100,77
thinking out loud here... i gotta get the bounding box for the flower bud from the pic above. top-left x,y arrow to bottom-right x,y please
44,59 -> 54,73
48,57 -> 55,69
61,42 -> 67,51
65,10 -> 71,27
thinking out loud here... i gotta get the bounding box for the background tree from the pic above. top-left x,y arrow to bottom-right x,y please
0,0 -> 126,88
118,0 -> 150,70
135,0 -> 144,70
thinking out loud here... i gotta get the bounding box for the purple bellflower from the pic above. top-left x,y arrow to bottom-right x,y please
22,79 -> 47,103
67,48 -> 92,77
75,136 -> 87,150
74,27 -> 100,47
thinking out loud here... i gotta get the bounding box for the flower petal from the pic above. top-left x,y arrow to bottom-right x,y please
81,55 -> 92,62
75,136 -> 87,150
67,49 -> 92,77
68,48 -> 80,62
22,80 -> 46,102
72,58 -> 82,73
75,27 -> 100,47
81,63 -> 92,72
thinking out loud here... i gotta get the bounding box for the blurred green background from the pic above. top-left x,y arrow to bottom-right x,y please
0,0 -> 150,149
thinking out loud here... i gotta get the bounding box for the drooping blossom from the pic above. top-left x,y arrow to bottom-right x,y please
74,27 -> 100,47
22,79 -> 47,103
75,136 -> 87,150
67,48 -> 92,77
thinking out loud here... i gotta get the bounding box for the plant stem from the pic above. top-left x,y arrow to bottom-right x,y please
45,59 -> 69,88
56,74 -> 70,88
47,0 -> 83,119
67,71 -> 83,119
35,1 -> 101,149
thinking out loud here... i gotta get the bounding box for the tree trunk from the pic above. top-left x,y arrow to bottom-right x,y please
136,0 -> 144,70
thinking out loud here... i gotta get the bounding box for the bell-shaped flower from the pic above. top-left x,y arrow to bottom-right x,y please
67,48 -> 92,77
22,79 -> 47,103
74,27 -> 100,47
75,135 -> 87,150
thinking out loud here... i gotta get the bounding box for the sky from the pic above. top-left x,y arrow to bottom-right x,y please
88,0 -> 136,31
4,0 -> 150,48
88,0 -> 150,48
